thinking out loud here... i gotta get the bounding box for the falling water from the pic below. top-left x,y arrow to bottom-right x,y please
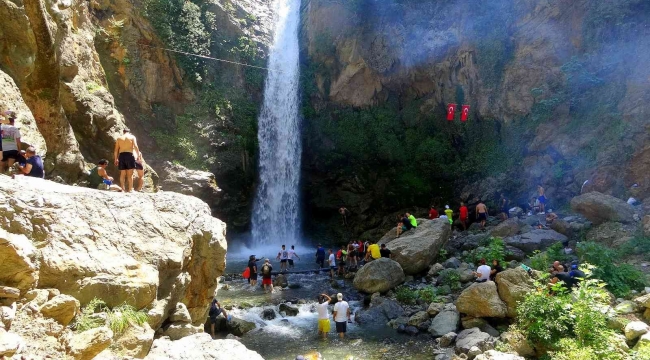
251,0 -> 302,246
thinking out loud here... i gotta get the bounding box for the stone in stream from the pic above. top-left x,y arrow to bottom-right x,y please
353,258 -> 405,293
261,308 -> 276,320
274,274 -> 289,288
279,303 -> 299,316
227,318 -> 256,336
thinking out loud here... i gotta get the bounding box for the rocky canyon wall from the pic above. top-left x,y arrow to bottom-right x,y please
299,0 -> 650,240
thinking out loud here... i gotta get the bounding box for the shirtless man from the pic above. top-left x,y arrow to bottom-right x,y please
113,128 -> 140,192
476,201 -> 488,228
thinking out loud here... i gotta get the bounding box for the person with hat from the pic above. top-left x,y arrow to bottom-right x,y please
444,205 -> 453,225
332,293 -> 350,339
113,128 -> 140,192
260,259 -> 273,293
0,110 -> 22,173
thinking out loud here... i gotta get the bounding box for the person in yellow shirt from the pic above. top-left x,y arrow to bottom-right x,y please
444,205 -> 454,225
365,241 -> 381,262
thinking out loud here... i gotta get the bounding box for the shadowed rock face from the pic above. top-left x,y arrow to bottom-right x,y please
0,176 -> 226,327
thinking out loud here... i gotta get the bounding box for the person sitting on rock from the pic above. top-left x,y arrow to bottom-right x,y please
396,214 -> 413,238
428,205 -> 439,220
380,243 -> 392,259
365,241 -> 381,262
14,146 -> 43,178
473,258 -> 491,283
549,271 -> 573,292
545,212 -> 558,225
88,159 -> 122,191
489,259 -> 503,281
208,298 -> 230,338
549,261 -> 564,275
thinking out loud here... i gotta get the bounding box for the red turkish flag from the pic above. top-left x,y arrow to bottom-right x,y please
446,104 -> 457,121
461,105 -> 470,122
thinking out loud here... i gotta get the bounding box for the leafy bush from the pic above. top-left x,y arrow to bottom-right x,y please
577,241 -> 647,297
438,269 -> 462,291
417,286 -> 440,304
515,271 -> 628,359
73,298 -> 149,335
395,285 -> 441,305
527,242 -> 568,273
469,237 -> 509,265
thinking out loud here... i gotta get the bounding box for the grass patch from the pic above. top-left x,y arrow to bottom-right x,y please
72,298 -> 149,335
394,285 -> 442,305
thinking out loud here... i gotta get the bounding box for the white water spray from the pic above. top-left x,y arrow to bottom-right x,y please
251,0 -> 302,246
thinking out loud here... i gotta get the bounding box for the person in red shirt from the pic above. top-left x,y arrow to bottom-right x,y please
459,202 -> 469,231
428,205 -> 439,220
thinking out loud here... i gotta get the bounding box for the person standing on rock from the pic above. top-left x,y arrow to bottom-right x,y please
499,193 -> 510,220
444,205 -> 454,225
537,185 -> 546,214
332,293 -> 350,339
459,202 -> 469,231
113,128 -> 140,192
288,245 -> 300,269
261,259 -> 274,293
317,293 -> 332,339
337,245 -> 347,276
328,249 -> 336,279
277,244 -> 289,272
316,244 -> 326,269
248,255 -> 258,287
476,201 -> 488,228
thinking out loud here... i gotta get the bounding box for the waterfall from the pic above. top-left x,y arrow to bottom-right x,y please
251,0 -> 302,246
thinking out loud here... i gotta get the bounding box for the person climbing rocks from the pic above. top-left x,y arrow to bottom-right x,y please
428,205 -> 439,219
277,244 -> 289,272
459,202 -> 469,231
88,159 -> 122,191
248,255 -> 258,287
569,263 -> 586,287
476,201 -> 488,228
537,185 -> 546,214
473,258 -> 491,283
288,245 -> 300,269
328,249 -> 336,279
499,193 -> 509,220
0,111 -> 21,173
134,151 -> 145,192
15,147 -> 43,179
113,128 -> 140,192
396,214 -> 413,238
261,259 -> 273,293
332,293 -> 350,339
208,298 -> 230,338
489,259 -> 503,281
365,241 -> 381,262
380,244 -> 392,259
315,244 -> 326,269
444,205 -> 453,225
339,207 -> 350,226
317,294 -> 332,339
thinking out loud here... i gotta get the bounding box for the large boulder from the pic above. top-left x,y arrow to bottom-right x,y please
456,282 -> 507,318
113,322 -> 155,358
353,258 -> 405,293
356,296 -> 404,325
0,177 -> 227,329
384,219 -> 451,275
624,321 -> 649,341
585,222 -> 636,247
40,294 -> 80,326
455,327 -> 493,354
475,350 -> 524,360
489,218 -> 522,238
500,330 -> 535,357
504,229 -> 567,253
495,268 -> 535,317
158,162 -> 222,215
145,333 -> 263,360
428,304 -> 460,337
570,192 -> 635,225
228,318 -> 256,336
68,327 -> 113,360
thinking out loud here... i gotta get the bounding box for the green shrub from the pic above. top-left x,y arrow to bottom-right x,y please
527,242 -> 568,273
470,237 -> 509,265
394,286 -> 418,305
438,269 -> 462,291
577,241 -> 647,297
74,298 -> 108,332
417,286 -> 440,304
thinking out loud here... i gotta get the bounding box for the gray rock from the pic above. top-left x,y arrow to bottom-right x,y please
428,263 -> 445,277
0,330 -> 23,357
504,246 -> 525,261
570,192 -> 635,225
353,258 -> 405,293
407,311 -> 430,327
261,308 -> 276,320
443,257 -> 462,269
468,346 -> 483,360
385,219 -> 451,275
624,321 -> 649,341
456,282 -> 508,318
274,274 -> 288,288
427,302 -> 444,317
168,303 -> 192,324
144,333 -> 263,360
439,331 -> 457,347
489,218 -> 522,238
227,318 -> 256,336
387,316 -> 409,329
163,322 -> 202,340
279,303 -> 299,316
459,269 -> 476,283
455,328 -> 493,354
429,304 -> 460,337
0,287 -> 19,299
474,350 -> 524,360
404,325 -> 419,336
504,229 -> 567,253
481,324 -> 500,337
586,222 -> 636,247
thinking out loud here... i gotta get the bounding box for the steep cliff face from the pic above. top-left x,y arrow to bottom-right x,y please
300,0 -> 650,238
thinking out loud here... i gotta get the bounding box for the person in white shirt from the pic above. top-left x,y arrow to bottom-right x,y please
316,294 -> 331,339
287,245 -> 300,269
276,244 -> 289,272
332,293 -> 350,339
473,258 -> 492,283
0,111 -> 22,173
328,249 -> 336,279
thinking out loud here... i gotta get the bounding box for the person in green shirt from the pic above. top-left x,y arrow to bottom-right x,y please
406,212 -> 417,228
88,159 -> 122,191
444,205 -> 454,225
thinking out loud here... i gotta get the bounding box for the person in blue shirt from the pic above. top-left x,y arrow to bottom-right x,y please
16,147 -> 44,178
315,244 -> 326,268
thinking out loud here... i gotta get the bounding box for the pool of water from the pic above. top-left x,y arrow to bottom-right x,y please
218,251 -> 437,360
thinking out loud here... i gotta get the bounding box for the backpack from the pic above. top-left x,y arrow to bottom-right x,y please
262,264 -> 271,275
242,267 -> 250,279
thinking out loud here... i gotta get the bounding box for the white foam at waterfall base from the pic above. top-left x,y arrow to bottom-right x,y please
251,0 -> 302,247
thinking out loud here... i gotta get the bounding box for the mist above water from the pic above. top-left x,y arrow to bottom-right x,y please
251,0 -> 302,247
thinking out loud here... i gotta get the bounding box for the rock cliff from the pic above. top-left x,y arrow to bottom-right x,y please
0,175 -> 231,357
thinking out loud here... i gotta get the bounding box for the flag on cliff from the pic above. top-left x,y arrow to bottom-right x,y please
461,105 -> 470,122
447,104 -> 456,121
